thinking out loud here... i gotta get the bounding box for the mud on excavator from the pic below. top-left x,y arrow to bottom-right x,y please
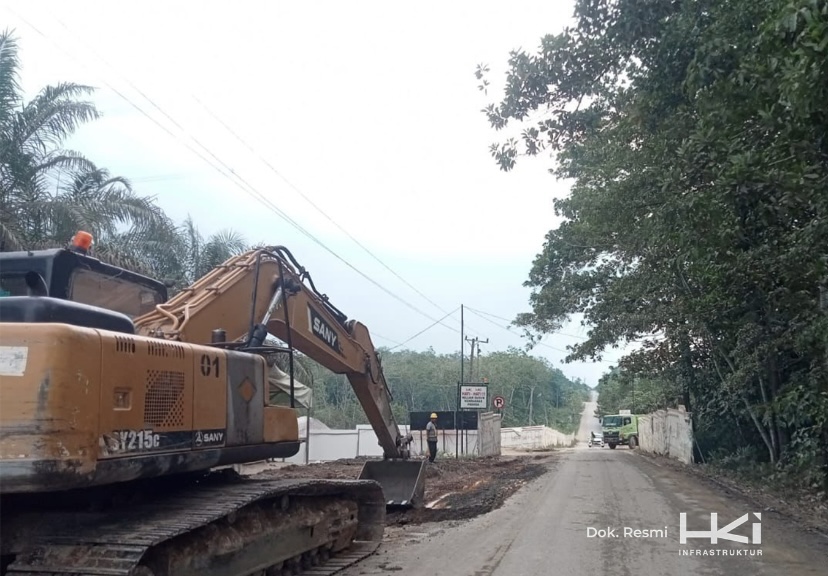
0,233 -> 427,576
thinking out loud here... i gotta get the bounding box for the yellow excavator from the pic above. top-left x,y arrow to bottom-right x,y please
0,231 -> 427,576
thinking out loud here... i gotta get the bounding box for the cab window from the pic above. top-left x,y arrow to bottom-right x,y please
69,268 -> 163,318
622,417 -> 631,426
0,272 -> 28,297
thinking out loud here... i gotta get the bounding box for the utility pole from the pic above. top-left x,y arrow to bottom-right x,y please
465,337 -> 475,383
475,339 -> 487,381
465,336 -> 489,382
456,305 -> 464,460
463,334 -> 488,458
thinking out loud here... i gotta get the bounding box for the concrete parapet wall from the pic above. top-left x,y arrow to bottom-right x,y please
280,413 -> 506,464
638,407 -> 693,464
285,423 -> 487,465
479,412 -> 502,457
399,427 -> 480,458
500,425 -> 574,449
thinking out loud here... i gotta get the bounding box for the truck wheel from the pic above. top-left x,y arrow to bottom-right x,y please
609,443 -> 616,449
629,436 -> 637,449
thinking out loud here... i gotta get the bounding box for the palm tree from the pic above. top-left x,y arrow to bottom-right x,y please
163,215 -> 249,291
0,28 -> 174,257
0,29 -> 253,291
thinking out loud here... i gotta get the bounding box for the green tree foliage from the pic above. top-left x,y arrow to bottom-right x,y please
595,367 -> 681,418
480,0 -> 828,489
301,347 -> 590,434
0,29 -> 176,257
0,29 -> 249,285
164,216 -> 249,290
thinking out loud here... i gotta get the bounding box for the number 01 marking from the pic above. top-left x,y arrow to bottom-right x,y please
200,354 -> 220,378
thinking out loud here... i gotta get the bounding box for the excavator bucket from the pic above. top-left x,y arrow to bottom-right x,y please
358,459 -> 427,508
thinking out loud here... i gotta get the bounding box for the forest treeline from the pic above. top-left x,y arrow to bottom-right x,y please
481,0 -> 828,493
292,347 -> 590,433
0,29 -> 589,432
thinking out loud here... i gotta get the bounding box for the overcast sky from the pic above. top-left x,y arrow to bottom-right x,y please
4,0 -> 634,386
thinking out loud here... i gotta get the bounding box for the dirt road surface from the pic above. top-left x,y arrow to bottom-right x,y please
335,394 -> 828,576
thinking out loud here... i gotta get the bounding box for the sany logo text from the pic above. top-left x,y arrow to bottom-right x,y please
680,513 -> 762,545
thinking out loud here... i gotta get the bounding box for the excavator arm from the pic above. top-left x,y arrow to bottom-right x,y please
134,247 -> 414,461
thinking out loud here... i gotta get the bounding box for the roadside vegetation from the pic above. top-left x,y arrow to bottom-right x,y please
481,0 -> 828,496
593,369 -> 681,418
0,28 -> 588,432
296,347 -> 590,433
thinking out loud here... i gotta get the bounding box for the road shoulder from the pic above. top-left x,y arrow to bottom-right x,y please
631,449 -> 828,539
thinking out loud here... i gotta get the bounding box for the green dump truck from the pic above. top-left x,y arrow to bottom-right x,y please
601,410 -> 640,449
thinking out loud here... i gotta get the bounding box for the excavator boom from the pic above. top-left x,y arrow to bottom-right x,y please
133,246 -> 425,505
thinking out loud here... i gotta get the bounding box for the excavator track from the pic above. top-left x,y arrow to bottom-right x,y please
2,476 -> 385,576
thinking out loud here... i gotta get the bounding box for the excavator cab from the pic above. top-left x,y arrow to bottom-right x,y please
0,240 -> 167,331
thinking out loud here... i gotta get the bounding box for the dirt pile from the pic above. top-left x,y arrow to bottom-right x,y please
393,456 -> 549,525
252,455 -> 552,525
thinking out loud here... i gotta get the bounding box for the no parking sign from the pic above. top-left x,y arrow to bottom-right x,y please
493,395 -> 505,410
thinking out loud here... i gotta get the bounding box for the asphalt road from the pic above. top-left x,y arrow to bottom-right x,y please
341,395 -> 828,576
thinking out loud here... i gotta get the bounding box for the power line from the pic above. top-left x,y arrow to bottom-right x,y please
388,308 -> 461,351
9,9 -> 463,335
46,13 -> 462,335
191,96 -> 458,321
464,306 -> 570,353
15,10 -> 491,344
465,306 -> 589,340
367,331 -> 402,347
43,10 -> 460,332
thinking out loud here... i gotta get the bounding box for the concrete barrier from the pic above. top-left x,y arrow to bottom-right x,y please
479,412 -> 502,457
500,425 -> 574,449
285,423 -> 486,464
280,413 -> 506,464
639,406 -> 693,464
404,427 -> 480,458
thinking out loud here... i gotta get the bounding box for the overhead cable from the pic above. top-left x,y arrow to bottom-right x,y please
465,306 -> 589,340
9,9 -> 462,335
388,308 -> 461,351
192,95 -> 458,321
464,306 -> 570,353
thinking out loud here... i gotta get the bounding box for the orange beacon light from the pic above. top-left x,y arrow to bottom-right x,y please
69,230 -> 93,254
